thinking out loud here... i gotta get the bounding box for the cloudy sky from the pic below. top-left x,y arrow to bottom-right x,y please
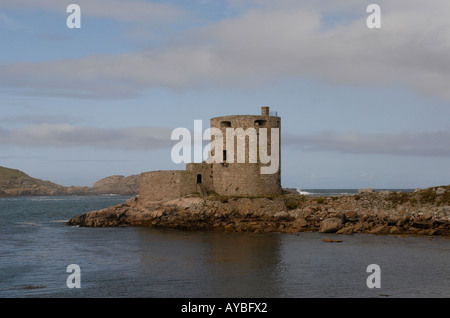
1,0 -> 450,189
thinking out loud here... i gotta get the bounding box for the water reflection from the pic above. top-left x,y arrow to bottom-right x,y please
136,228 -> 284,297
135,228 -> 450,297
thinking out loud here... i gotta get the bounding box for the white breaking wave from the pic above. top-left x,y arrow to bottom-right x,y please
296,189 -> 312,195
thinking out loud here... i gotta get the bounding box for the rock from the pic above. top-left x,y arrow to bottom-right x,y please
436,187 -> 446,196
369,225 -> 390,235
384,215 -> 393,224
353,222 -> 365,232
292,218 -> 308,228
358,188 -> 374,194
303,207 -> 317,214
344,211 -> 358,221
337,225 -> 354,235
396,213 -> 410,226
92,175 -> 139,195
274,211 -> 290,220
412,221 -> 431,229
358,211 -> 369,221
389,226 -> 401,234
421,212 -> 433,221
319,218 -> 342,233
65,186 -> 450,237
322,238 -> 343,243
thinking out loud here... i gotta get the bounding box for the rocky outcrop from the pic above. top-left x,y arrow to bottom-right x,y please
0,166 -> 67,196
90,175 -> 139,195
0,166 -> 139,196
67,186 -> 450,237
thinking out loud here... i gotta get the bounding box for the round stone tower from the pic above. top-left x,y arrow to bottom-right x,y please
209,106 -> 281,197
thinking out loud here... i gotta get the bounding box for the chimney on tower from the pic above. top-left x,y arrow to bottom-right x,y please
261,106 -> 269,116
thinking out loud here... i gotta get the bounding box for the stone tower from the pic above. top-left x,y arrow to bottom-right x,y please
209,106 -> 281,197
139,106 -> 281,204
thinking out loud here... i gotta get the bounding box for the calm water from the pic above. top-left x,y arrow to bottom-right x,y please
0,195 -> 449,298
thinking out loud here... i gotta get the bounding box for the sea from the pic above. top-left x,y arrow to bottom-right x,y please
0,191 -> 449,299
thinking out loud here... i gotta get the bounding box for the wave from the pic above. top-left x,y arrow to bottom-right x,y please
296,190 -> 313,195
15,221 -> 40,227
296,188 -> 414,196
296,189 -> 358,196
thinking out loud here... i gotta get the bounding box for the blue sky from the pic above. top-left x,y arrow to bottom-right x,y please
1,0 -> 450,189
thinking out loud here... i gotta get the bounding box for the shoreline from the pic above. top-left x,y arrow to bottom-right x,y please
67,186 -> 450,237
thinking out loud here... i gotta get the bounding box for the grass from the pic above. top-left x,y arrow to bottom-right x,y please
285,200 -> 300,210
284,195 -> 307,210
437,190 -> 450,206
385,186 -> 450,206
0,166 -> 29,179
418,188 -> 436,204
0,166 -> 61,190
316,197 -> 325,204
387,192 -> 410,205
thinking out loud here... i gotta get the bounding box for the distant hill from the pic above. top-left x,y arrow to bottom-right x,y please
0,166 -> 139,197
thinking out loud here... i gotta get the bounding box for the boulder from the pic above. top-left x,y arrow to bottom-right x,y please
292,218 -> 308,228
344,211 -> 358,221
319,218 -> 342,233
337,225 -> 354,235
369,225 -> 390,235
353,222 -> 365,232
389,226 -> 401,234
274,211 -> 290,220
436,187 -> 446,196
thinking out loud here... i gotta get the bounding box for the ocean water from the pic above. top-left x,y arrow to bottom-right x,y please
0,195 -> 449,298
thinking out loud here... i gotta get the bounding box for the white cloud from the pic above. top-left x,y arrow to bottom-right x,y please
0,0 -> 187,23
1,0 -> 450,100
0,124 -> 174,150
0,114 -> 81,125
284,130 -> 450,157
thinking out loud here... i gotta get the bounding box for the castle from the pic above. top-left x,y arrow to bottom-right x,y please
138,107 -> 281,204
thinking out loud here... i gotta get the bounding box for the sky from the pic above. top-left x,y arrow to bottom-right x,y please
1,0 -> 450,189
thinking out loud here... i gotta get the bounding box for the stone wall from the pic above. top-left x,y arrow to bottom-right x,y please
138,170 -> 196,205
186,162 -> 214,194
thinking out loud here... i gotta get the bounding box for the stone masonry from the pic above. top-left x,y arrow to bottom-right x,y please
138,107 -> 282,203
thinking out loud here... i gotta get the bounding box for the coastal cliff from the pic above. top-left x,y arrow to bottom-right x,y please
67,186 -> 450,237
0,166 -> 139,196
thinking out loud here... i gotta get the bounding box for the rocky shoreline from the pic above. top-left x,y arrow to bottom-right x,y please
67,186 -> 450,237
